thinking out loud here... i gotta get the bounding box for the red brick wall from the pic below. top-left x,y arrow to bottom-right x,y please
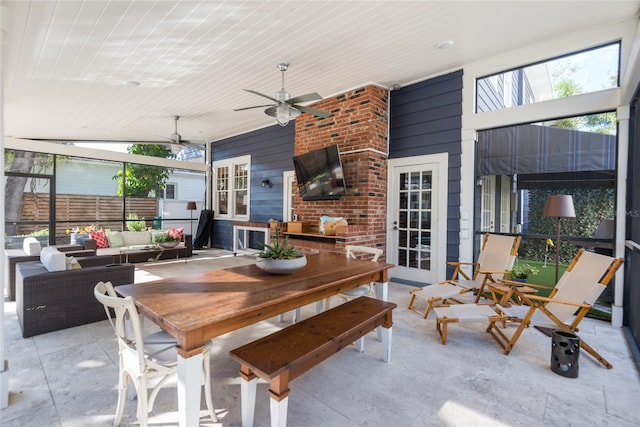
290,85 -> 388,257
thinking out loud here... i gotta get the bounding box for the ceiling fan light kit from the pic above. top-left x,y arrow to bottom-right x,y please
235,62 -> 332,126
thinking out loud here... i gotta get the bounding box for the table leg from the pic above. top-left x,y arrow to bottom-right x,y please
177,351 -> 203,427
233,226 -> 239,256
375,281 -> 389,341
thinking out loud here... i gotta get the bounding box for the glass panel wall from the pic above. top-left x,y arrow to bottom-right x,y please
477,42 -> 619,112
4,150 -> 53,247
475,112 -> 616,313
4,149 -> 206,248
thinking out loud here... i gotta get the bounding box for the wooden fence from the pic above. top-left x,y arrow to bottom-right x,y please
17,194 -> 158,236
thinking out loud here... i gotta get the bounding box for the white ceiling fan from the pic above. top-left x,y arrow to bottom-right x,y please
234,62 -> 332,126
160,115 -> 205,154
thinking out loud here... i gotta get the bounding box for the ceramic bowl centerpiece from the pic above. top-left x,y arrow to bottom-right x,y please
153,232 -> 180,248
255,231 -> 306,275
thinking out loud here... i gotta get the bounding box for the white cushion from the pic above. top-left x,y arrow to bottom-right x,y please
40,247 -> 66,271
120,231 -> 152,247
22,237 -> 41,255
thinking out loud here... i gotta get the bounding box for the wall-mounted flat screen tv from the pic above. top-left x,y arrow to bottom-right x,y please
293,144 -> 346,201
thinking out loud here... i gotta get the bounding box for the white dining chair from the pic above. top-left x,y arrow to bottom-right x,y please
325,245 -> 383,309
94,281 -> 217,426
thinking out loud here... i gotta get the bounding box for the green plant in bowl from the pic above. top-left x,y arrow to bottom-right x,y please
258,231 -> 303,259
153,232 -> 180,248
256,231 -> 306,274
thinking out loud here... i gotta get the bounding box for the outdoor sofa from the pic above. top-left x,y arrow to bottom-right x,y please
15,250 -> 135,338
77,230 -> 193,263
4,240 -> 96,301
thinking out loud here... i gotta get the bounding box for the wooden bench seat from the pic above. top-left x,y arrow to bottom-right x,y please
229,296 -> 397,427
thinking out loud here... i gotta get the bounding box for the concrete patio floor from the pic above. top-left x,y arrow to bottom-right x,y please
2,249 -> 640,426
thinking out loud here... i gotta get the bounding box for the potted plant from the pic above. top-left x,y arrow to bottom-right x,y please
126,213 -> 147,232
510,263 -> 539,282
255,231 -> 307,274
152,232 -> 180,248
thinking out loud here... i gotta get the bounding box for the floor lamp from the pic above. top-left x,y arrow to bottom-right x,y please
186,201 -> 197,236
543,194 -> 575,283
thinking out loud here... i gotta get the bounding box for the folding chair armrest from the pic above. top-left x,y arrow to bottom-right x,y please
499,279 -> 554,291
447,262 -> 476,266
519,293 -> 592,308
478,270 -> 509,275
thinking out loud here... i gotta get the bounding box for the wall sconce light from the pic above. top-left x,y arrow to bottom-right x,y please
476,177 -> 484,186
261,179 -> 272,188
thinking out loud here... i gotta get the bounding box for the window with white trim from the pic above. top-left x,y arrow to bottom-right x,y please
163,182 -> 176,199
213,155 -> 250,220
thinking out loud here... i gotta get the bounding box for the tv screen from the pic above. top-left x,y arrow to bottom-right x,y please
293,145 -> 346,201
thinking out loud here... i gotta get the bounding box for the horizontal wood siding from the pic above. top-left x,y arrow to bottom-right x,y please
18,194 -> 157,236
389,70 -> 463,275
212,124 -> 295,250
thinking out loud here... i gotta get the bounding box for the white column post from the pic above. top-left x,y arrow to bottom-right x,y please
612,105 -> 630,327
1,3 -> 10,410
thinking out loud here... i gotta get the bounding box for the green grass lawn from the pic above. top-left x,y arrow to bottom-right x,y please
511,259 -> 567,297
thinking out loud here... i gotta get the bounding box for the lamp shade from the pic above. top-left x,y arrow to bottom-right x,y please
186,201 -> 197,211
543,195 -> 575,218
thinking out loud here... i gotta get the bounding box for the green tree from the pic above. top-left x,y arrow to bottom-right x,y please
113,144 -> 175,197
551,65 -> 616,134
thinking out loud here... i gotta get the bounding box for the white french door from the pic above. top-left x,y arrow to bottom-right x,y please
481,175 -> 495,231
283,171 -> 295,221
388,154 -> 448,284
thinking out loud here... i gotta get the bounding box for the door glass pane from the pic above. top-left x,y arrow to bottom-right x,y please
399,230 -> 407,247
398,248 -> 407,267
399,212 -> 408,229
400,173 -> 408,191
421,192 -> 431,209
399,192 -> 408,209
410,211 -> 419,228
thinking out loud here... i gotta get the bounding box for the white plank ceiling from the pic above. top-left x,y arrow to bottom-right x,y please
3,0 -> 640,145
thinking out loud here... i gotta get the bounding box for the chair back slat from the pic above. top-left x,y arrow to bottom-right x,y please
94,281 -> 148,370
346,245 -> 383,262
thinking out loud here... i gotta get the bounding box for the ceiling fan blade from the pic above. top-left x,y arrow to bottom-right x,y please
243,89 -> 278,103
288,92 -> 323,104
183,141 -> 206,150
294,105 -> 333,119
234,104 -> 275,111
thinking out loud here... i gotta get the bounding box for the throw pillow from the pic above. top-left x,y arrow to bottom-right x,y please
167,227 -> 184,240
107,231 -> 125,248
22,236 -> 41,255
40,247 -> 66,271
66,256 -> 82,270
90,230 -> 110,249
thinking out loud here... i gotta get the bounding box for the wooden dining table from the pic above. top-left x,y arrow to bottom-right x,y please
115,252 -> 393,427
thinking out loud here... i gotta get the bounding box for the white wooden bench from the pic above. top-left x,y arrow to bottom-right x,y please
229,296 -> 397,427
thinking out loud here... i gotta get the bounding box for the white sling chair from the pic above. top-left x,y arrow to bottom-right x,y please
408,233 -> 521,318
487,249 -> 623,368
94,281 -> 217,426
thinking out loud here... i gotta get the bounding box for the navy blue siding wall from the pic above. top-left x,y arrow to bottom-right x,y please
389,70 -> 463,277
211,124 -> 295,250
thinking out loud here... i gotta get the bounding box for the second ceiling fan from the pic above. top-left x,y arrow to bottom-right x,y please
234,62 -> 332,126
160,115 -> 204,153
